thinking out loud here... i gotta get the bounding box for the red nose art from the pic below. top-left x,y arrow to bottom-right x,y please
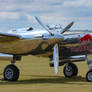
80,34 -> 92,42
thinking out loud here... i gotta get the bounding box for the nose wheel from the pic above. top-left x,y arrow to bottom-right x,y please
63,63 -> 78,78
3,64 -> 19,81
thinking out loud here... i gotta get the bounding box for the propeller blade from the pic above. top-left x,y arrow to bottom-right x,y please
53,44 -> 59,75
35,16 -> 54,35
35,16 -> 48,30
61,21 -> 74,34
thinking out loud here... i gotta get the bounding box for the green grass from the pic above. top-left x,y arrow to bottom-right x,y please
0,55 -> 91,92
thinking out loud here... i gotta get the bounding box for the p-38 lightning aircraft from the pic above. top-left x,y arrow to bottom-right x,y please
0,17 -> 92,82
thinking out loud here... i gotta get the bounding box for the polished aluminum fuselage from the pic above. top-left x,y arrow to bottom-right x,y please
0,28 -> 92,59
59,33 -> 92,59
0,29 -> 63,58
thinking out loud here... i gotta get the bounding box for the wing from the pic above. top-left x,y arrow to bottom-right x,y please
0,32 -> 21,42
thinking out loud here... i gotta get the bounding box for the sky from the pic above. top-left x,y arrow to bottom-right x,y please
0,0 -> 92,31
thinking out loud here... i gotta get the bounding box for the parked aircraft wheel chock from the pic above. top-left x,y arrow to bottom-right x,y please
63,62 -> 78,78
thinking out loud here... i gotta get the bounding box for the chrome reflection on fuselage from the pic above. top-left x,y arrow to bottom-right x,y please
1,28 -> 92,59
0,53 -> 13,61
59,33 -> 92,59
0,29 -> 63,57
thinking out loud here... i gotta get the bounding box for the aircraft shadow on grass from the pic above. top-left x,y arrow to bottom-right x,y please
0,74 -> 91,85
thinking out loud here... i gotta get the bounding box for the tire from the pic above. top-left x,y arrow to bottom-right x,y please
3,64 -> 19,81
63,63 -> 78,78
86,70 -> 92,82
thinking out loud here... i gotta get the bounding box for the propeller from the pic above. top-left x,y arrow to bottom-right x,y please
35,16 -> 74,35
35,16 -> 74,75
53,44 -> 59,75
35,16 -> 54,35
61,21 -> 74,34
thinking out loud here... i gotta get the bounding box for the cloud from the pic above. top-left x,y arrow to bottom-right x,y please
0,0 -> 91,30
25,14 -> 37,24
0,12 -> 20,20
63,0 -> 92,8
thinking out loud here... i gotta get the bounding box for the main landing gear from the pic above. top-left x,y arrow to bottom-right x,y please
3,56 -> 20,81
63,62 -> 78,78
86,55 -> 92,82
63,55 -> 92,82
4,64 -> 19,81
2,54 -> 92,82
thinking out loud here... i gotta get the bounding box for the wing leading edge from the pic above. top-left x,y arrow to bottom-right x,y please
0,32 -> 22,42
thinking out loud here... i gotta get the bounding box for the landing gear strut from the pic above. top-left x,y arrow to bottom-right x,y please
63,62 -> 78,78
3,55 -> 21,81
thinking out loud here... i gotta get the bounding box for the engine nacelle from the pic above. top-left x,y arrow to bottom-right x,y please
49,55 -> 86,67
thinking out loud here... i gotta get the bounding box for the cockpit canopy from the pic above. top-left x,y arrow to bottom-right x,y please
27,27 -> 33,31
11,27 -> 34,33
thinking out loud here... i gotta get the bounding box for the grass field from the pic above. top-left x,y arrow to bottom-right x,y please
0,55 -> 91,92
